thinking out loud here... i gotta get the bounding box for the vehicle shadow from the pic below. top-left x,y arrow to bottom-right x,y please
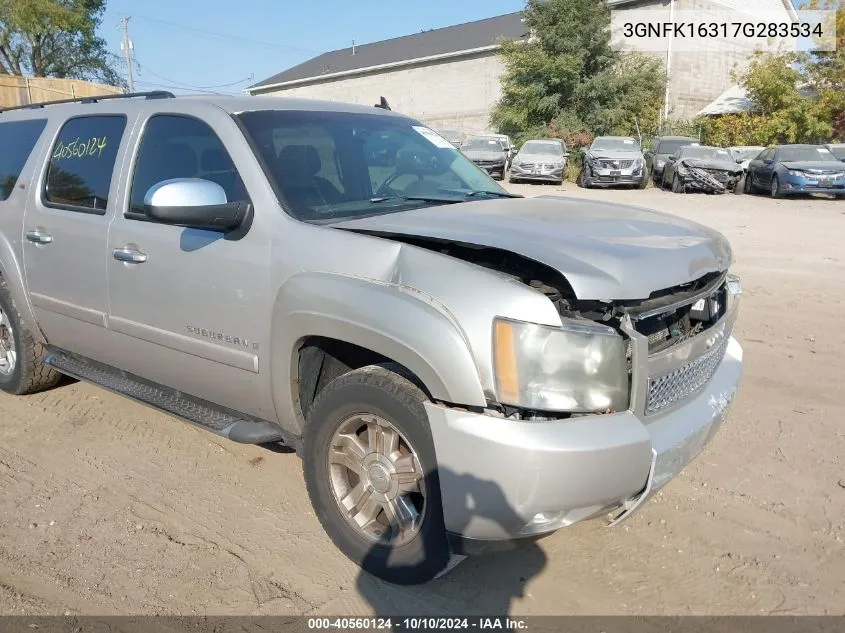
355,466 -> 547,618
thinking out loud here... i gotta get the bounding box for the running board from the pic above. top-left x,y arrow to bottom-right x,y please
43,347 -> 297,448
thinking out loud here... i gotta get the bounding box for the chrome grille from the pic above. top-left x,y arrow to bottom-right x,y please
600,159 -> 634,169
645,335 -> 730,416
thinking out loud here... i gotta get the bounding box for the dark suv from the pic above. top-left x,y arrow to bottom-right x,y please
645,136 -> 700,184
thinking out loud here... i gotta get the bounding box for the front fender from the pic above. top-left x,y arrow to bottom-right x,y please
270,271 -> 487,436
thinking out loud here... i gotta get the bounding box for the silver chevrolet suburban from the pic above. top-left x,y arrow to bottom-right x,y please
0,92 -> 744,585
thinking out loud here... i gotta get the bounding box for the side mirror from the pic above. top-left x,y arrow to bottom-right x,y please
736,158 -> 744,163
562,151 -> 571,158
144,178 -> 250,231
669,154 -> 678,161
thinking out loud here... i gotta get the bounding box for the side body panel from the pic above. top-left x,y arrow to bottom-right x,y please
0,115 -> 51,339
104,103 -> 278,419
21,111 -> 139,361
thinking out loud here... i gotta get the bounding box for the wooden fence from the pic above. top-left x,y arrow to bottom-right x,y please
0,75 -> 122,108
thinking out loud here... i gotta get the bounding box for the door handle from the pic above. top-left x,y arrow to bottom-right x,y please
113,247 -> 148,264
25,230 -> 53,245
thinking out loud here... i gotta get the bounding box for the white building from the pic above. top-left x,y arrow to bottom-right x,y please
247,0 -> 798,132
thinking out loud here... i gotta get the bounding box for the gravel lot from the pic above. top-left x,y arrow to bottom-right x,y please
1,182 -> 843,617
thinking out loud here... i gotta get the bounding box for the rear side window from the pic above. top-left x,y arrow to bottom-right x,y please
0,119 -> 48,201
128,114 -> 248,220
44,115 -> 127,213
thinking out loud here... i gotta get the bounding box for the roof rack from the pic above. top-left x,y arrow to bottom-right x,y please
0,90 -> 176,114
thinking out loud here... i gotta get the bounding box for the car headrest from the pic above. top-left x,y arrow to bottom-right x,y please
277,145 -> 321,180
201,147 -> 232,172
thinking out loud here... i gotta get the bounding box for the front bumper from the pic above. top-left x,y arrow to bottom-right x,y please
510,165 -> 564,182
473,161 -> 506,177
781,175 -> 845,195
586,163 -> 645,187
427,315 -> 743,548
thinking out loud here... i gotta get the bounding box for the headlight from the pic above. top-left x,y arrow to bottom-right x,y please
788,170 -> 805,177
493,317 -> 629,413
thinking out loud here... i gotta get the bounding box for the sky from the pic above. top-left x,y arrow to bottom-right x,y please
99,0 -> 526,95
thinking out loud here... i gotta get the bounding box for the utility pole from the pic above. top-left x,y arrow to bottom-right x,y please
119,17 -> 135,92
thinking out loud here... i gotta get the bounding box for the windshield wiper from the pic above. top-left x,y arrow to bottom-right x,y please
369,195 -> 466,204
460,190 -> 523,199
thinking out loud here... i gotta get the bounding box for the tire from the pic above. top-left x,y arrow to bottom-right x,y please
770,175 -> 783,199
733,176 -> 744,195
660,171 -> 669,190
744,172 -> 755,194
672,173 -> 685,194
303,364 -> 450,585
0,277 -> 62,395
637,175 -> 648,189
577,167 -> 590,188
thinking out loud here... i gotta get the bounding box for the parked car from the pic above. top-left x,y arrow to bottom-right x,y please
661,145 -> 744,194
488,133 -> 517,164
644,136 -> 700,184
744,144 -> 845,198
825,143 -> 845,163
460,135 -> 510,180
578,136 -> 648,189
0,91 -> 744,586
728,146 -> 766,172
437,129 -> 466,149
508,138 -> 568,185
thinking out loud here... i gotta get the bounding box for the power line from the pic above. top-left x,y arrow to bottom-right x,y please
132,79 -> 246,97
129,13 -> 320,55
136,62 -> 254,90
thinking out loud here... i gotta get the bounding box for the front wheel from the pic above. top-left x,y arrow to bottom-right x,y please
577,167 -> 590,188
303,365 -> 450,585
744,172 -> 755,194
672,173 -> 685,194
771,175 -> 783,199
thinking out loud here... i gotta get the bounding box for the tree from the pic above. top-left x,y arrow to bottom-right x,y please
0,0 -> 123,86
804,0 -> 845,138
491,0 -> 666,145
695,50 -> 832,146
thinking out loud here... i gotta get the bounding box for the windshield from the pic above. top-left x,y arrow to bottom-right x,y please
236,110 -> 513,223
520,141 -> 564,156
591,137 -> 640,151
462,138 -> 505,151
828,145 -> 845,160
779,146 -> 837,162
656,139 -> 697,154
679,146 -> 732,160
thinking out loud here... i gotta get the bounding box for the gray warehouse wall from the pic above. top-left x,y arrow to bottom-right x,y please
259,52 -> 505,136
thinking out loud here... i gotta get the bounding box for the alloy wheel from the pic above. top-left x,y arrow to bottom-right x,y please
327,413 -> 426,546
0,307 -> 17,376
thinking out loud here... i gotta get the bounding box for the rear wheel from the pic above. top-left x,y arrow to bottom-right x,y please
0,278 -> 62,395
303,365 -> 450,585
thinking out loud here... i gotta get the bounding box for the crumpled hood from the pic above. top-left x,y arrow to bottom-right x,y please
587,149 -> 643,161
515,152 -> 565,164
331,196 -> 732,301
681,158 -> 743,172
463,149 -> 507,161
781,161 -> 845,173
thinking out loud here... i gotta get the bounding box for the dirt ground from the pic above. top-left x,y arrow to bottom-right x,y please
0,182 -> 843,617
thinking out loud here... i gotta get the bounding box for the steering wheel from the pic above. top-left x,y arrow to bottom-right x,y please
375,171 -> 423,198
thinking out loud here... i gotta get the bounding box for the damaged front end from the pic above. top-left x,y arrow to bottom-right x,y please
353,232 -> 736,423
674,159 -> 743,194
